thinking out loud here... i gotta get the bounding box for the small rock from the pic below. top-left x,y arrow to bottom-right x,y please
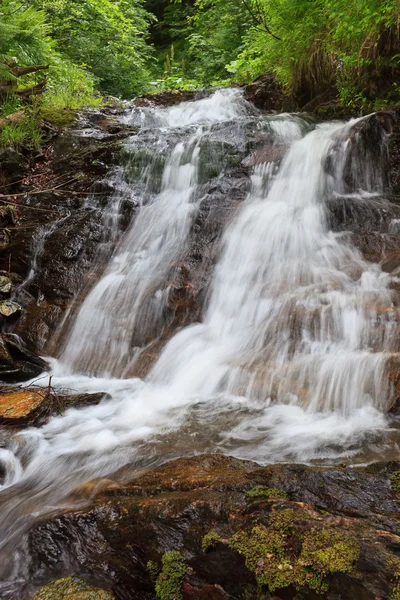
0,300 -> 21,317
33,576 -> 115,599
0,276 -> 13,294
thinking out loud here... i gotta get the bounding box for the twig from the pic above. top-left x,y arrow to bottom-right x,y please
240,0 -> 281,40
0,198 -> 61,213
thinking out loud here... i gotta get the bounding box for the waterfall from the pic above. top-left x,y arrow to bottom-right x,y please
0,90 -> 396,587
151,119 -> 393,415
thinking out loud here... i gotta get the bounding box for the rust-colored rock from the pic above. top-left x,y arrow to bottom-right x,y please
0,389 -> 108,427
0,390 -> 45,424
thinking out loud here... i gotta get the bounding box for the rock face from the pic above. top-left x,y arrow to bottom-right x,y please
0,110 -> 138,354
27,454 -> 400,600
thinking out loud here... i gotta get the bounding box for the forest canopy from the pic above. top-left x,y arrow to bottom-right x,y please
0,0 -> 399,125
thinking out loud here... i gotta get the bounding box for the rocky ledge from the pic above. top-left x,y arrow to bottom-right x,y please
28,454 -> 400,600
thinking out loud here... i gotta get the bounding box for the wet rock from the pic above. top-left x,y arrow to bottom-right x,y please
27,454 -> 400,600
0,299 -> 21,317
324,112 -> 392,194
388,107 -> 400,196
326,194 -> 400,263
244,73 -> 289,112
0,147 -> 28,179
0,390 -> 47,425
197,141 -> 242,184
0,334 -> 48,383
0,106 -> 136,352
33,576 -> 115,599
381,248 -> 400,273
242,145 -> 287,167
0,389 -> 109,427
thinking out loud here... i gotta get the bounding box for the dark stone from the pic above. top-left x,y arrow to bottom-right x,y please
244,73 -> 290,112
0,334 -> 48,383
0,148 -> 28,179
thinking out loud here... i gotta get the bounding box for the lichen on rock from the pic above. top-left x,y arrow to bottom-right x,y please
33,576 -> 114,599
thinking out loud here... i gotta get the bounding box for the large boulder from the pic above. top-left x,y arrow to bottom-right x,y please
26,454 -> 400,600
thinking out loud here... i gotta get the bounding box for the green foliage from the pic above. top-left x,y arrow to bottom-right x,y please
0,112 -> 43,148
227,0 -> 400,103
154,551 -> 187,600
246,486 -> 288,499
150,45 -> 200,91
0,0 -> 56,66
153,0 -> 400,105
31,0 -> 154,97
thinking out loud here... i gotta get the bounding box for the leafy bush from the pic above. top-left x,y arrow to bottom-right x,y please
31,0 -> 154,98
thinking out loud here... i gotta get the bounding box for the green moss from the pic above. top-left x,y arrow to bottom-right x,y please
387,557 -> 400,599
40,106 -> 77,127
202,530 -> 223,552
33,576 -> 114,599
300,528 -> 360,575
391,586 -> 400,600
155,551 -> 187,600
225,507 -> 359,595
246,486 -> 288,499
147,560 -> 160,580
390,472 -> 400,493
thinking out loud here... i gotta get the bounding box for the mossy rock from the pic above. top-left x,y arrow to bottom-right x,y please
227,507 -> 360,594
33,576 -> 114,599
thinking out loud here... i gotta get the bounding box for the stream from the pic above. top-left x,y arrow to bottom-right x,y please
1,88 -> 400,596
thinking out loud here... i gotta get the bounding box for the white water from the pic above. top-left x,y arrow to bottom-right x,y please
0,90 -> 398,583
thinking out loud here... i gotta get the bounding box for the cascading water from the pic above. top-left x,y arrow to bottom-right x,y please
0,88 -> 399,596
